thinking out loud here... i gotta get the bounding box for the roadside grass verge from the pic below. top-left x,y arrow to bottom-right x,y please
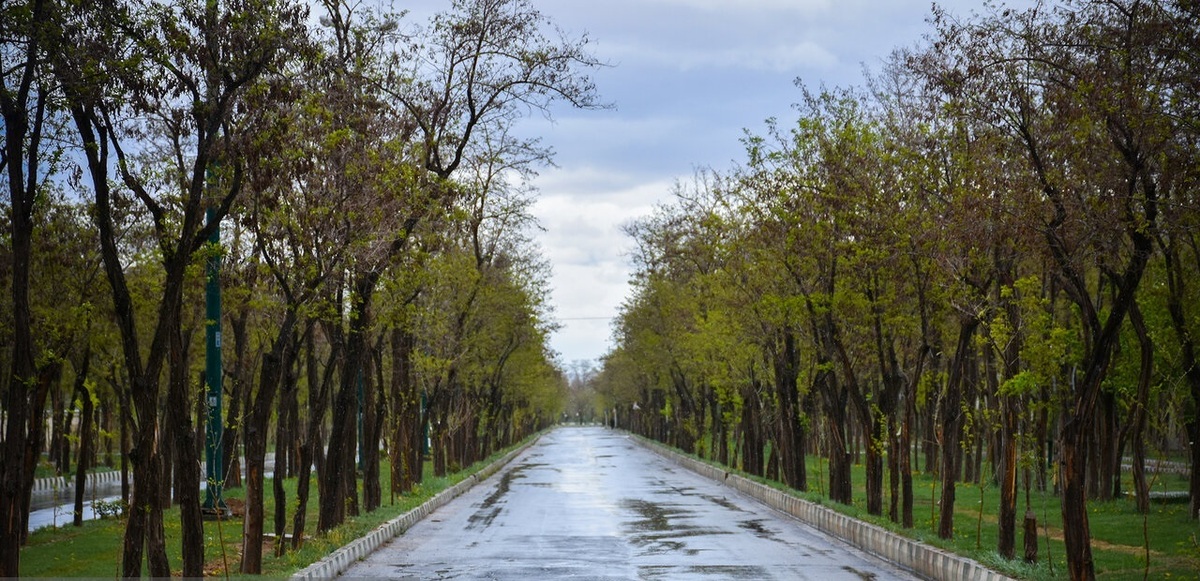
21,437 -> 535,578
682,442 -> 1200,580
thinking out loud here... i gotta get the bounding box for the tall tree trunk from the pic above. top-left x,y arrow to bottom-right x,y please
773,330 -> 806,491
297,321 -> 339,545
900,345 -> 926,528
361,341 -> 383,513
1125,300 -> 1153,513
741,377 -> 764,477
0,3 -> 49,571
1060,413 -> 1094,580
862,412 -> 885,517
224,311 -> 251,490
820,366 -> 853,505
995,256 -> 1023,560
291,326 -> 335,550
168,330 -> 204,577
1158,234 -> 1200,519
60,80 -> 189,579
998,392 -> 1020,558
123,405 -> 169,578
319,276 -> 377,531
50,387 -> 67,475
1056,241 -> 1151,580
274,345 -> 298,555
73,345 -> 95,527
17,365 -> 57,543
938,317 -> 979,540
390,328 -> 421,495
241,312 -> 296,573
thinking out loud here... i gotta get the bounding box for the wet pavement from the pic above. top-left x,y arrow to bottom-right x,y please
28,481 -> 124,530
340,426 -> 918,580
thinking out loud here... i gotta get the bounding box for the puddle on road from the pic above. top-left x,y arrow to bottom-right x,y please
736,518 -> 782,543
639,564 -> 770,580
623,498 -> 680,533
620,498 -> 730,556
467,462 -> 541,529
842,565 -> 878,580
647,479 -> 694,496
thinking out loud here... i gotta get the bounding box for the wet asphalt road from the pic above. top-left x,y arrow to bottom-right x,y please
340,426 -> 918,580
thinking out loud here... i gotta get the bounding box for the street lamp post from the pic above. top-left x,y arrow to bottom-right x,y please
202,204 -> 229,518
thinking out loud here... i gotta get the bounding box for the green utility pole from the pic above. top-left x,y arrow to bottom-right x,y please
202,205 -> 229,518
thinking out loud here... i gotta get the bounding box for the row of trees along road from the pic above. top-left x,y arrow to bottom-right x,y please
0,0 -> 603,576
597,2 -> 1199,580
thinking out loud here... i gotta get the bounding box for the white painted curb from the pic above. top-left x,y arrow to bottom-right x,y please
31,469 -> 121,493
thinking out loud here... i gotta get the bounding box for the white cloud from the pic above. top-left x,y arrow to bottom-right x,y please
394,0 -> 1023,366
534,167 -> 673,205
529,169 -> 675,363
647,0 -> 832,13
603,40 -> 838,73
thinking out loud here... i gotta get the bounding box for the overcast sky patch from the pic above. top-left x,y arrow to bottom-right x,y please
392,0 -> 1015,364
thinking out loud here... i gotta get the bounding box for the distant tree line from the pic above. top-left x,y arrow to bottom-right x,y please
1,0 -> 602,576
596,2 -> 1198,580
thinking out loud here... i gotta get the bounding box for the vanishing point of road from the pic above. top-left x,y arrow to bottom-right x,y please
340,426 -> 918,580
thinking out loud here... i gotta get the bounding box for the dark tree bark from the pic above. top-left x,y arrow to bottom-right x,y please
996,257 -> 1023,560
274,335 -> 300,555
740,376 -> 765,477
16,364 -> 58,544
361,338 -> 384,513
241,311 -> 297,573
72,345 -> 94,527
1127,300 -> 1152,514
57,0 -> 307,570
938,317 -> 979,540
50,387 -> 68,475
772,330 -> 806,491
1158,233 -> 1200,519
319,275 -> 378,531
55,89 -> 174,577
819,363 -> 853,505
224,311 -> 252,490
390,328 -> 419,495
0,1 -> 51,573
167,329 -> 204,577
293,322 -> 339,549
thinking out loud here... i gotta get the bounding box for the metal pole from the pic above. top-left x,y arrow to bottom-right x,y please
202,203 -> 228,517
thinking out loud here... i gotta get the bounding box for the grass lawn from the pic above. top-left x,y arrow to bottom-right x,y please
21,440 -> 531,579
720,448 -> 1200,580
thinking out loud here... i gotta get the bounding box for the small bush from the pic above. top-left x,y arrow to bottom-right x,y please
92,498 -> 127,519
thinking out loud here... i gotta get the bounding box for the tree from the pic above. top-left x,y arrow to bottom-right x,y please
51,0 -> 307,574
921,2 -> 1185,576
317,0 -> 602,531
0,0 -> 58,573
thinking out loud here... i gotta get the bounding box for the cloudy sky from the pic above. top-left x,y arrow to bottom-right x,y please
408,0 -> 998,367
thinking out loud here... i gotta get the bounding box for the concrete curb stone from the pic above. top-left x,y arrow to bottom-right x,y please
31,469 -> 121,493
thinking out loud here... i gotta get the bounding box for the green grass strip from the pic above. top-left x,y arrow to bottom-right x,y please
21,435 -> 539,579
